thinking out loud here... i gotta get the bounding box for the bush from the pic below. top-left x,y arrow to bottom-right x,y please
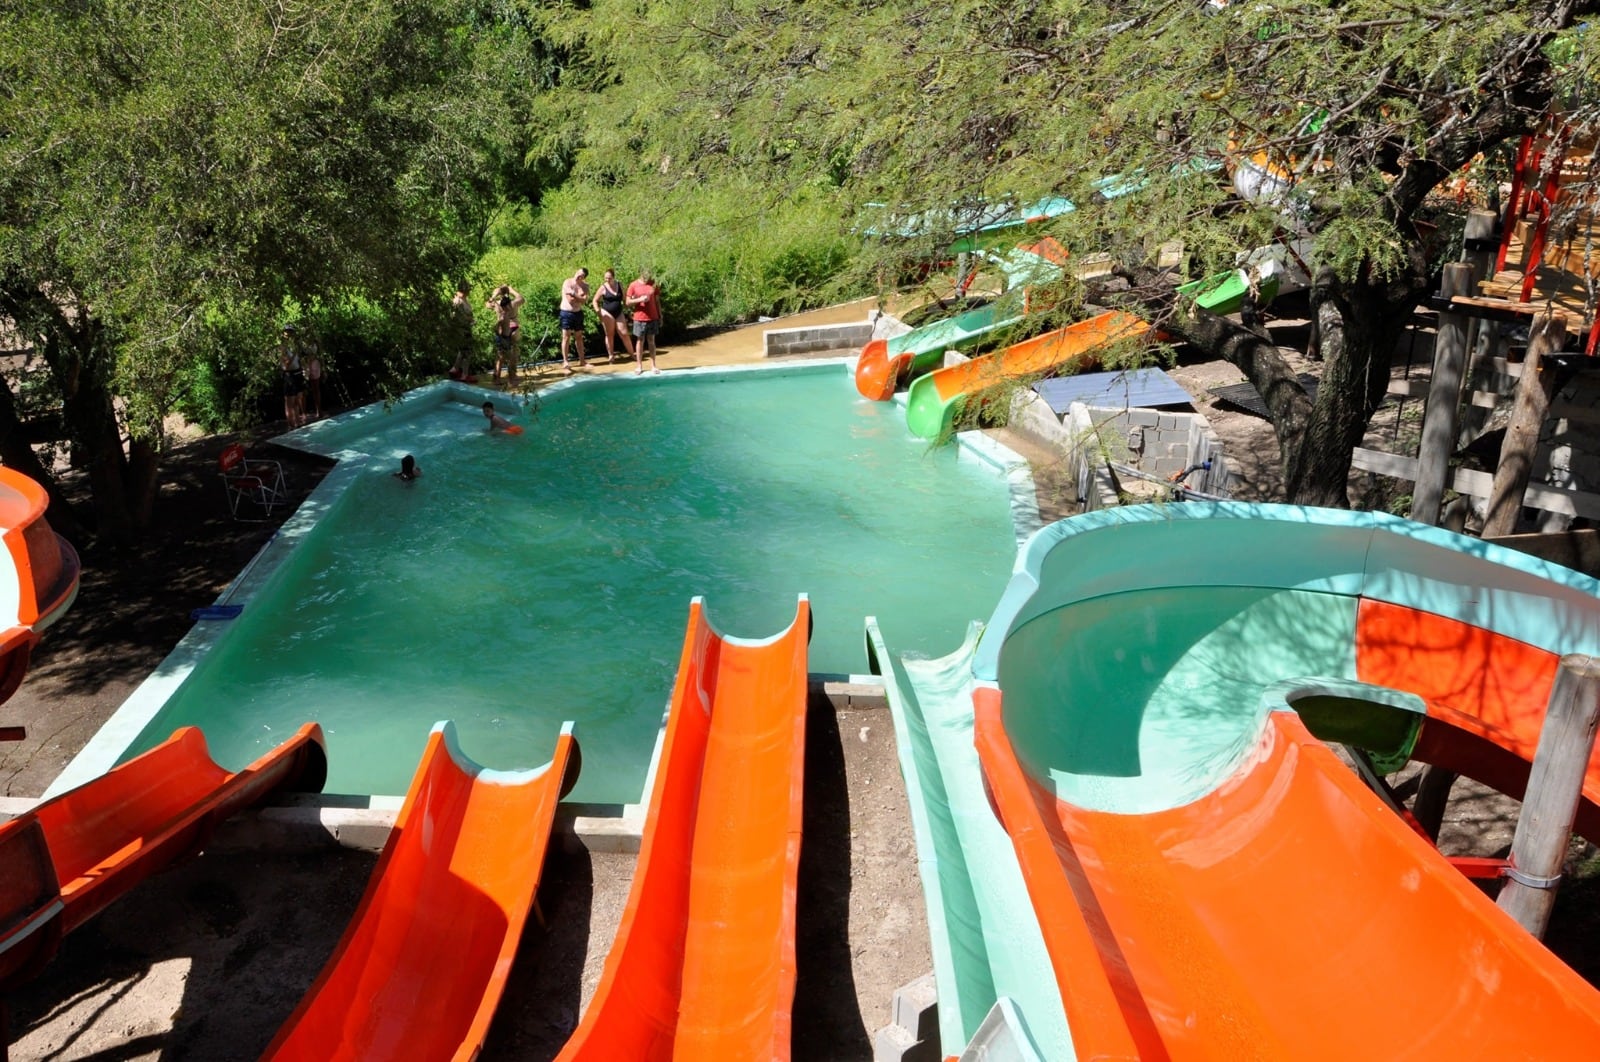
526,179 -> 859,335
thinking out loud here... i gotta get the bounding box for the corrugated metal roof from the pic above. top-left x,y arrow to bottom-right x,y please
1208,375 -> 1320,419
1032,368 -> 1195,414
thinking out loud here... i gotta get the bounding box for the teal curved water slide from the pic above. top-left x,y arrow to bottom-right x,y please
864,619 -> 1069,1060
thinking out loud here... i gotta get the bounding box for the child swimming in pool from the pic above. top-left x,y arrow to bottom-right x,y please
394,454 -> 421,481
481,401 -> 522,434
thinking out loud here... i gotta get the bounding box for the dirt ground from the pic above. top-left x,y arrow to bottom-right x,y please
5,694 -> 926,1062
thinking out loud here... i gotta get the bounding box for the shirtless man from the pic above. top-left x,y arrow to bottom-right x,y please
558,268 -> 590,373
487,284 -> 524,383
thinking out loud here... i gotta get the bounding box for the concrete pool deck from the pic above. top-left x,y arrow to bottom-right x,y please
5,297 -> 1012,1061
495,296 -> 888,386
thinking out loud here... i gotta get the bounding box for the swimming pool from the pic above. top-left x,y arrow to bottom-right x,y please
64,363 -> 1032,803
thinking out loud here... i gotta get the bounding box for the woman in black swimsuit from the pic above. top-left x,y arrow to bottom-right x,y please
591,269 -> 635,364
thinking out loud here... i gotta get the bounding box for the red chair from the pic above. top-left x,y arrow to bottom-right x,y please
219,443 -> 287,520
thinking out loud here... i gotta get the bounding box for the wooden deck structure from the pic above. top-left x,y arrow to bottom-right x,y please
1467,132 -> 1599,351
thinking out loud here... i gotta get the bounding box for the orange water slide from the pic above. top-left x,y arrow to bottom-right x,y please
973,686 -> 1600,1058
0,466 -> 80,711
263,720 -> 578,1062
557,596 -> 811,1061
933,310 -> 1147,397
0,724 -> 326,989
902,311 -> 1149,440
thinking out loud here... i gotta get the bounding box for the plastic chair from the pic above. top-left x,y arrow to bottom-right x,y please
219,443 -> 287,520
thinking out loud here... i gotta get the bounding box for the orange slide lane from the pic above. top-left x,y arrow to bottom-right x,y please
0,465 -> 81,711
0,724 -> 327,988
928,310 -> 1147,403
263,720 -> 578,1062
902,311 -> 1149,440
557,596 -> 810,1061
974,686 -> 1600,1058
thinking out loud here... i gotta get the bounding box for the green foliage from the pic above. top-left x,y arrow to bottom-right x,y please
531,0 -> 1600,503
495,178 -> 856,331
0,0 -> 537,533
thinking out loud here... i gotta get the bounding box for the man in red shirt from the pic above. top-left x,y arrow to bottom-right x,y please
625,269 -> 662,375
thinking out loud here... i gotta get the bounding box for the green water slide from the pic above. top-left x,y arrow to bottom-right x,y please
854,301 -> 1025,399
864,619 -> 1070,1060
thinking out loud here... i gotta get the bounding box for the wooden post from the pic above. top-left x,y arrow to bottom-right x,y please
1497,654 -> 1600,939
1458,209 -> 1500,425
1411,264 -> 1476,525
1482,312 -> 1569,538
1462,209 -> 1500,280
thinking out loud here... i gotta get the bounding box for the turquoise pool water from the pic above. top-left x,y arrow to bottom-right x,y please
123,369 -> 1020,801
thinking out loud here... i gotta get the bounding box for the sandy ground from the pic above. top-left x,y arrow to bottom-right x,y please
7,694 -> 926,1061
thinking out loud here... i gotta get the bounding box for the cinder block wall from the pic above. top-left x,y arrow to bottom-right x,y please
763,321 -> 875,358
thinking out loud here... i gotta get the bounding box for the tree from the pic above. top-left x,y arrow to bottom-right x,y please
548,0 -> 1600,506
0,0 -> 514,542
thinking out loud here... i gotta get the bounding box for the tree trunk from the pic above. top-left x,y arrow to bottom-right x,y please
1281,281 -> 1396,507
0,377 -> 89,543
126,435 -> 163,531
33,316 -> 140,545
61,375 -> 136,544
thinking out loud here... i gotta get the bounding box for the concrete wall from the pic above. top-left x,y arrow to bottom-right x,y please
1002,382 -> 1232,511
764,320 -> 875,358
1064,403 -> 1121,512
762,309 -> 909,358
1056,403 -> 1230,509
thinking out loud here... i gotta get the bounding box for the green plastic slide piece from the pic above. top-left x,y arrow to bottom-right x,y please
887,303 -> 1026,380
865,619 -> 1071,1059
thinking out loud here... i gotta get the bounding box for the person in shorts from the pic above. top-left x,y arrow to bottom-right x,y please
558,268 -> 590,373
279,325 -> 307,427
625,269 -> 661,375
487,284 -> 524,384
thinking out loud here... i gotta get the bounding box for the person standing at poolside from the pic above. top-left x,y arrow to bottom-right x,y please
592,269 -> 633,363
559,267 -> 590,373
487,284 -> 525,383
279,325 -> 308,427
625,268 -> 662,375
449,283 -> 476,381
591,269 -> 634,364
303,328 -> 325,420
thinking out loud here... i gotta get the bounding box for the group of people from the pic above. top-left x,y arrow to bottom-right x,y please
279,325 -> 324,429
278,266 -> 664,431
448,267 -> 663,383
560,266 -> 663,376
